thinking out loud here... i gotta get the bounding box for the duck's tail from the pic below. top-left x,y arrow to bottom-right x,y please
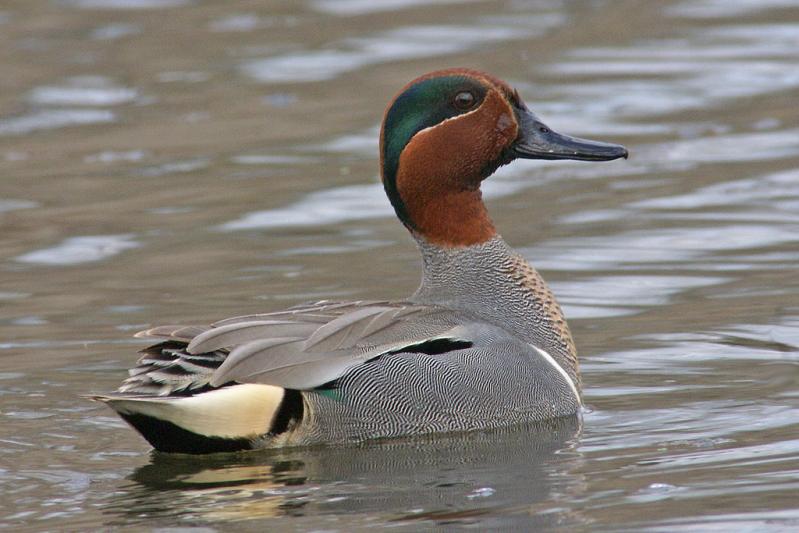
89,384 -> 302,454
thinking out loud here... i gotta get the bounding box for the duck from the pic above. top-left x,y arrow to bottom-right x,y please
92,68 -> 627,454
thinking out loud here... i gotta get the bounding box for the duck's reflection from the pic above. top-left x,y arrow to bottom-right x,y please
107,416 -> 585,527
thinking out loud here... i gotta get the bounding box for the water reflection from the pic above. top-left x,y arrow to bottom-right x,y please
107,417 -> 583,527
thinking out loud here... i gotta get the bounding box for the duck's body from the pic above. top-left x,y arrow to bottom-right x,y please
94,69 -> 626,454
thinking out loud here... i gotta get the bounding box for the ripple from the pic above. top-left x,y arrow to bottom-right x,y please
219,183 -> 390,231
242,25 -> 530,83
313,126 -> 378,155
261,93 -> 298,108
650,128 -> 799,167
554,275 -> 729,319
631,168 -> 799,210
668,0 -> 799,18
134,158 -> 210,177
0,109 -> 115,135
708,23 -> 799,45
311,0 -> 481,15
636,319 -> 799,362
549,61 -> 799,116
5,410 -> 53,420
84,149 -> 148,164
581,401 -> 794,453
156,71 -> 210,83
15,235 -> 141,266
209,13 -> 260,32
29,77 -> 138,106
147,206 -> 194,215
561,164 -> 799,229
20,469 -> 92,494
0,292 -> 30,301
230,154 -> 317,165
654,510 -> 799,531
11,316 -> 48,326
0,199 -> 38,213
89,22 -> 141,40
549,21 -> 799,120
277,239 -> 391,256
61,0 -> 191,9
572,26 -> 799,61
526,225 -> 799,271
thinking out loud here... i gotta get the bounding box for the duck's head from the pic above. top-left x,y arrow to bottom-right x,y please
380,68 -> 628,247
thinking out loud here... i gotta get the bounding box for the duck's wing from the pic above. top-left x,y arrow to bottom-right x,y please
122,300 -> 480,395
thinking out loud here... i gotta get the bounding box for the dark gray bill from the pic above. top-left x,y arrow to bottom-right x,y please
512,109 -> 628,162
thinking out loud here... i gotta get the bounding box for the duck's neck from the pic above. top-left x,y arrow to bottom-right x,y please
411,236 -> 579,386
400,184 -> 497,247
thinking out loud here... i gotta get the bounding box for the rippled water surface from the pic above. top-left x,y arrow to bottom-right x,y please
2,0 -> 798,530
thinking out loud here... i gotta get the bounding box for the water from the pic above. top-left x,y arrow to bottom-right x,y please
1,0 -> 798,530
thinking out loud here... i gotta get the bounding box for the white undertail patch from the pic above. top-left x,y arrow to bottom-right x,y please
100,384 -> 284,439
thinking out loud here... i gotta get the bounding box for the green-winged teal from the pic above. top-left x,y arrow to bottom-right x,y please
93,69 -> 627,454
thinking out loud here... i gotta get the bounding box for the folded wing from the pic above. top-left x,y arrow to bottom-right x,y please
121,300 -> 482,395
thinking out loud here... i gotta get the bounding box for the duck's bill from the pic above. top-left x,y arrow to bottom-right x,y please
512,110 -> 628,162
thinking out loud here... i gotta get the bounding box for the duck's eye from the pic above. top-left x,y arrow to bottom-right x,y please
453,91 -> 476,111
